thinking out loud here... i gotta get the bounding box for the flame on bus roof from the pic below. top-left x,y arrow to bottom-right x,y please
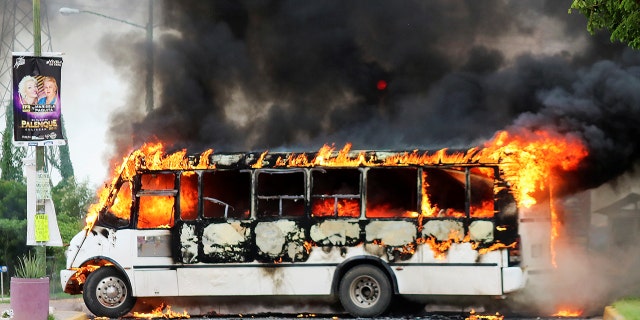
84,129 -> 587,241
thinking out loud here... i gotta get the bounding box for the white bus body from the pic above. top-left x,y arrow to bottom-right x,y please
61,150 -> 529,318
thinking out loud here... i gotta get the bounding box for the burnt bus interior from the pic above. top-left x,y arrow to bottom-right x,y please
99,162 -> 519,264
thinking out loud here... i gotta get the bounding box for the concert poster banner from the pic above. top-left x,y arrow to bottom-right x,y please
12,54 -> 66,146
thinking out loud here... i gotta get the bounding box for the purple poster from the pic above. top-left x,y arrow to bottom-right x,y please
12,55 -> 65,146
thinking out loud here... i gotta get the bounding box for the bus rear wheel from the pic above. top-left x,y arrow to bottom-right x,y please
338,264 -> 392,317
83,266 -> 136,318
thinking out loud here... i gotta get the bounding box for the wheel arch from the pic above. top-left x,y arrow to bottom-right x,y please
64,256 -> 131,295
331,255 -> 399,296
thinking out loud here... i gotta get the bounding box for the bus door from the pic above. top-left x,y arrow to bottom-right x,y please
132,172 -> 178,296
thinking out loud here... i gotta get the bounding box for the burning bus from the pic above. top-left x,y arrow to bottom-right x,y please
60,139 -> 579,318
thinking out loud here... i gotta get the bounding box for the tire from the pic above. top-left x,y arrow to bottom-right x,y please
83,266 -> 137,318
338,264 -> 393,317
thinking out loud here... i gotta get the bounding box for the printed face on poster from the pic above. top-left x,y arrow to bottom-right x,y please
12,55 -> 66,146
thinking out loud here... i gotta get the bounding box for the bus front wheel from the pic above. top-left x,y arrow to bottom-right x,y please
338,264 -> 392,317
83,266 -> 137,318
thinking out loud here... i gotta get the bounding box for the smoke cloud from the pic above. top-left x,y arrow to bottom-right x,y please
103,0 -> 640,195
94,0 -> 640,314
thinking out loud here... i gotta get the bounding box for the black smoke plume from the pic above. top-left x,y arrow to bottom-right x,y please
103,0 -> 640,195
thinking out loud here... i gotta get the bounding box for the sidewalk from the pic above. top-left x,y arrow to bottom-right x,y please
0,297 -> 88,320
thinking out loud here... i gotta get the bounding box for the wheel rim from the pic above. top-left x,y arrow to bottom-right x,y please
95,276 -> 128,308
349,275 -> 380,307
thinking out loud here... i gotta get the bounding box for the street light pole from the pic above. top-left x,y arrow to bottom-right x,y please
59,1 -> 154,112
145,0 -> 154,113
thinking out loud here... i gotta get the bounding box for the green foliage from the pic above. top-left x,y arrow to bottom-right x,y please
0,180 -> 27,220
14,251 -> 46,278
52,177 -> 94,243
0,104 -> 25,182
0,176 -> 93,292
570,0 -> 640,49
613,298 -> 640,320
0,218 -> 27,269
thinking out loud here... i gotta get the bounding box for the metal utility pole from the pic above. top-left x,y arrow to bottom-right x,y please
32,0 -> 47,278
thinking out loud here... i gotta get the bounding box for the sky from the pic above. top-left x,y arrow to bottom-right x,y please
41,0 -> 152,186
13,0 -> 640,196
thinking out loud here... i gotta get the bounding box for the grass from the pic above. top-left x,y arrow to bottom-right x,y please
613,298 -> 640,320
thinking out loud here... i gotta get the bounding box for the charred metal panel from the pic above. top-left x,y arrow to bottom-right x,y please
137,235 -> 172,257
364,220 -> 416,261
255,220 -> 307,262
202,221 -> 251,262
309,219 -> 360,246
422,220 -> 464,241
178,222 -> 198,263
365,220 -> 415,246
469,220 -> 494,242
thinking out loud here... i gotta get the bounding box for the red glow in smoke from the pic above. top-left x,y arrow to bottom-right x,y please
377,79 -> 388,91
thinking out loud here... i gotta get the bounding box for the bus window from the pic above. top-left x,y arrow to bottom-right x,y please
202,171 -> 251,219
180,172 -> 198,221
100,181 -> 132,228
137,173 -> 176,229
256,170 -> 305,218
311,169 -> 360,218
469,167 -> 495,218
366,168 -> 418,218
421,168 -> 466,218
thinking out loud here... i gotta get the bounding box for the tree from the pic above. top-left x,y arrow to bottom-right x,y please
0,219 -> 27,269
570,0 -> 640,49
0,176 -> 93,293
51,178 -> 93,242
0,104 -> 26,182
0,180 -> 27,219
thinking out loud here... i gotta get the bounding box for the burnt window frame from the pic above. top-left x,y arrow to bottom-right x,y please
178,171 -> 200,221
255,168 -> 306,218
419,165 -> 499,219
364,166 -> 420,218
467,166 -> 498,218
98,180 -> 134,229
133,171 -> 178,229
310,167 -> 362,218
200,169 -> 252,220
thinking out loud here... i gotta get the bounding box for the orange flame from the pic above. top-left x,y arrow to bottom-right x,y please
85,128 -> 587,264
479,130 -> 587,208
312,198 -> 360,217
84,143 -> 215,231
552,307 -> 583,317
420,229 -> 516,258
257,131 -> 587,209
466,310 -> 504,320
132,303 -> 190,318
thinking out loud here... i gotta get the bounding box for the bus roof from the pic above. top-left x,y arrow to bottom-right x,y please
205,148 -> 501,169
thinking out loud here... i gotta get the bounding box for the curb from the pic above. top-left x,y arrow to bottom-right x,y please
53,310 -> 88,320
604,306 -> 625,320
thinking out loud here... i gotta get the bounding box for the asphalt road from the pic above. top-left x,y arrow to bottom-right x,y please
5,296 -> 602,320
80,298 -> 605,320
